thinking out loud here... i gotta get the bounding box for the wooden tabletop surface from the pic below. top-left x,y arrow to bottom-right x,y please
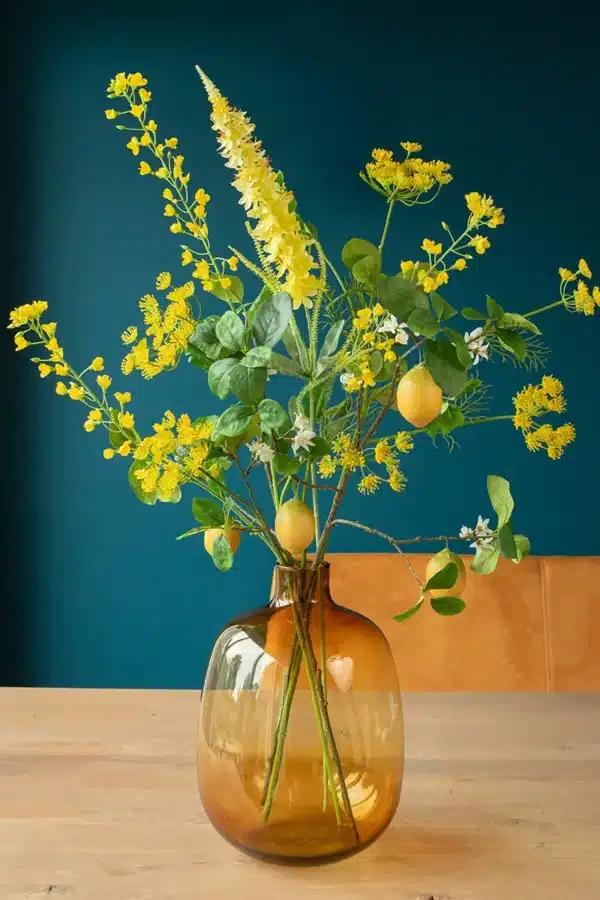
1,690 -> 599,899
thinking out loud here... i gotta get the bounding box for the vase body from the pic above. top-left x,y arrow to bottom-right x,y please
197,563 -> 404,864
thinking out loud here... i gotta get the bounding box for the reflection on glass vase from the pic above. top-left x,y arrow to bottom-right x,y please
197,562 -> 404,864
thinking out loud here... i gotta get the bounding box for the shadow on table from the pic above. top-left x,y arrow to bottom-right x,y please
368,821 -> 497,868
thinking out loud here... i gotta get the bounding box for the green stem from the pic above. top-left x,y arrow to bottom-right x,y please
378,199 -> 395,253
322,251 -> 346,293
319,588 -> 328,812
261,637 -> 302,819
525,300 -> 565,318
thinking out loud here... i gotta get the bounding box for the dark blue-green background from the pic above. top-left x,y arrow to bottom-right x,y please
4,1 -> 599,687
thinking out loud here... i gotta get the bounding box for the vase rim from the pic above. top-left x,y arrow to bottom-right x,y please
274,561 -> 330,573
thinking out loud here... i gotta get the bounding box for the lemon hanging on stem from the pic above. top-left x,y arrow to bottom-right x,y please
396,363 -> 443,428
425,548 -> 467,598
275,498 -> 316,558
204,527 -> 241,557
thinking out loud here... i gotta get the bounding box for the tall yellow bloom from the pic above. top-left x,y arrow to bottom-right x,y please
197,68 -> 319,309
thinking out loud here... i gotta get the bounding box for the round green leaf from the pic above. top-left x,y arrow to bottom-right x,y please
252,292 -> 292,347
258,399 -> 288,430
424,339 -> 469,397
215,311 -> 245,352
342,237 -> 379,270
407,308 -> 440,338
215,405 -> 256,437
393,595 -> 424,622
424,561 -> 458,592
192,498 -> 225,527
487,475 -> 514,529
228,364 -> 267,405
273,453 -> 301,475
208,358 -> 238,399
430,596 -> 466,615
242,346 -> 272,368
471,544 -> 500,574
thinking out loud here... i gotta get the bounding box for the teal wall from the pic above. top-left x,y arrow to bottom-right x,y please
4,2 -> 599,686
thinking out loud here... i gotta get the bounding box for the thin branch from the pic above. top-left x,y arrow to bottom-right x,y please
291,474 -> 341,493
234,457 -> 291,564
330,519 -> 423,586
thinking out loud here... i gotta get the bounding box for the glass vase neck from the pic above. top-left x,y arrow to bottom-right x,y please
271,563 -> 332,607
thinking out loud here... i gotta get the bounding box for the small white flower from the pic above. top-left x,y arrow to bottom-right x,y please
340,373 -> 352,386
248,440 -> 275,463
464,327 -> 489,365
292,429 -> 316,454
294,413 -> 311,432
377,315 -> 410,345
461,515 -> 494,549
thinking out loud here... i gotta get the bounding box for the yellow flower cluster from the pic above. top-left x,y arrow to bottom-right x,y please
400,260 -> 449,294
317,433 -> 407,494
198,68 -> 319,309
371,433 -> 412,491
362,145 -> 452,204
513,376 -> 575,459
129,411 -> 216,500
121,277 -> 197,379
559,259 -> 599,316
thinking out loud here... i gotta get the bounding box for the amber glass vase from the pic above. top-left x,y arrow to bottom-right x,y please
197,562 -> 404,864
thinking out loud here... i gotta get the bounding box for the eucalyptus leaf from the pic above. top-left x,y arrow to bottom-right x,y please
282,325 -> 309,372
211,533 -> 234,571
228,363 -> 267,405
393,595 -> 424,622
251,292 -> 292,347
406,308 -> 440,338
269,351 -> 304,377
487,474 -> 514,529
424,339 -> 469,396
241,346 -> 272,368
208,358 -> 238,399
424,561 -> 458,592
342,237 -> 379,270
215,311 -> 245,352
471,544 -> 500,574
192,498 -> 225,527
258,399 -> 288,430
215,405 -> 256,437
320,320 -> 345,360
128,460 -> 158,506
498,312 -> 541,335
430,596 -> 466,615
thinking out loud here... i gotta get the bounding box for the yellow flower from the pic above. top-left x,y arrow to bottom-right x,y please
465,192 -> 503,226
114,391 -> 131,404
220,277 -> 232,289
107,72 -> 128,96
38,363 -> 52,378
128,72 -> 148,87
55,363 -> 69,376
14,333 -> 29,351
139,88 -> 152,103
139,161 -> 152,175
372,303 -> 384,317
395,431 -> 414,453
105,109 -> 118,119
8,300 -> 48,328
352,307 -> 372,330
162,188 -> 174,200
400,260 -> 414,275
146,120 -> 157,132
103,448 -> 115,460
199,69 -> 319,309
573,280 -> 594,315
84,419 -> 96,433
90,356 -> 104,372
164,204 -> 176,217
170,222 -> 183,234
55,382 -> 68,396
384,349 -> 396,362
375,440 -> 392,464
453,258 -> 467,271
131,104 -> 144,119
342,374 -> 362,392
228,256 -> 239,271
139,132 -> 152,148
42,322 -> 57,336
68,384 -> 84,401
118,441 -> 132,457
559,266 -> 576,282
358,474 -> 380,495
202,280 -> 214,293
388,466 -> 407,492
421,275 -> 437,293
96,374 -> 112,390
119,411 -> 135,429
593,287 -> 600,308
436,270 -> 449,287
156,272 -> 172,290
126,137 -> 140,156
339,447 -> 365,470
121,326 -> 138,345
400,141 -> 422,153
165,137 -> 178,149
363,331 -> 376,345
422,238 -> 442,255
181,249 -> 193,266
89,409 -> 103,422
579,258 -> 592,279
318,456 -> 337,478
155,167 -> 168,178
470,235 -> 491,255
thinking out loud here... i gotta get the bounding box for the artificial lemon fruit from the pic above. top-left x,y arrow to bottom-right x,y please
204,527 -> 241,557
425,548 -> 467,598
274,498 -> 316,557
396,364 -> 443,428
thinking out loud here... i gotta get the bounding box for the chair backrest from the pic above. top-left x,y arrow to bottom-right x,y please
329,553 -> 600,691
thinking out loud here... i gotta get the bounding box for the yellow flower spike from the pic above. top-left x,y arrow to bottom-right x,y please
559,266 -> 576,282
68,384 -> 84,401
453,258 -> 467,271
170,222 -> 183,234
126,137 -> 140,156
104,109 -> 118,119
573,280 -> 594,315
156,272 -> 172,290
103,448 -> 116,460
55,382 -> 68,396
579,258 -> 592,279
162,188 -> 174,200
164,204 -> 176,217
38,363 -> 52,378
181,249 -> 193,266
89,409 -> 103,422
388,467 -> 407,492
8,300 -> 48,328
139,161 -> 152,175
119,411 -> 135,429
470,235 -> 491,255
14,334 -> 29,351
90,357 -> 104,372
96,374 -> 112,390
375,440 -> 392,464
421,238 -> 442,255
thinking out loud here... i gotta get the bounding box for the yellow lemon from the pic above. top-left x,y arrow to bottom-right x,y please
274,498 -> 316,557
425,549 -> 467,598
396,364 -> 443,428
204,527 -> 241,557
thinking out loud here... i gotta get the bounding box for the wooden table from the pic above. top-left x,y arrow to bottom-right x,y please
1,690 -> 599,899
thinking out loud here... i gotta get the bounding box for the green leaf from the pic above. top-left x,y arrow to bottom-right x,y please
406,308 -> 440,338
320,320 -> 345,360
210,275 -> 244,304
215,405 -> 256,437
251,292 -> 292,347
431,292 -> 457,322
258,399 -> 288,431
246,286 -> 272,331
471,544 -> 500,574
192,498 -> 225,527
486,296 -> 504,320
128,460 -> 157,506
215,311 -> 245,352
424,339 -> 469,397
513,534 -> 531,563
353,252 -> 381,285
496,328 -> 527,362
208,358 -> 238,399
211,533 -> 234,572
228,363 -> 267,405
273,453 -> 301,475
461,307 -> 487,320
282,325 -> 309,372
498,519 -> 518,559
108,410 -> 128,449
497,312 -> 541,335
369,349 -> 384,377
430,596 -> 466,615
424,562 -> 458,592
302,436 -> 331,461
189,319 -> 225,361
176,527 -> 204,541
341,237 -> 379,270
487,474 -> 514,529
241,345 -> 272,368
269,351 -> 304,377
459,377 -> 484,397
378,275 -> 428,320
427,404 -> 465,437
393,595 -> 424,622
443,328 -> 473,369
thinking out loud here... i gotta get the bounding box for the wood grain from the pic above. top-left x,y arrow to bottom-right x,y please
1,689 -> 599,898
